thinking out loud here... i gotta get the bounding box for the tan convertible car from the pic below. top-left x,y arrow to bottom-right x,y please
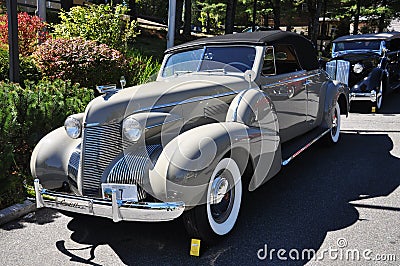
31,31 -> 350,243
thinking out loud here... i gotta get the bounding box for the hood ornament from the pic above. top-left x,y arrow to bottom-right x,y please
96,84 -> 120,97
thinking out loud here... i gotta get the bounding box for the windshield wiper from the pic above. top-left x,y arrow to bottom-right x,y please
199,69 -> 227,74
174,70 -> 193,76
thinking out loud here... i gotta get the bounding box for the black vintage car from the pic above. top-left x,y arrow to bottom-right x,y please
327,32 -> 400,111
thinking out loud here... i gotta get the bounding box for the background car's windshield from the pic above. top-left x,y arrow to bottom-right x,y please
333,40 -> 382,53
162,46 -> 256,77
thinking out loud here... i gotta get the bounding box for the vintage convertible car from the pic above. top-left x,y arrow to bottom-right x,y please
327,32 -> 400,111
31,31 -> 349,242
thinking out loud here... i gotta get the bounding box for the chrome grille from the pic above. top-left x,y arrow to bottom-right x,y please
82,124 -> 124,196
326,60 -> 350,86
67,145 -> 81,183
107,145 -> 161,200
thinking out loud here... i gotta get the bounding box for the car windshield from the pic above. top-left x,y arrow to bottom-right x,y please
162,46 -> 256,77
332,40 -> 382,56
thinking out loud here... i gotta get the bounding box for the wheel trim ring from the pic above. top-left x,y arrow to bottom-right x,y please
330,103 -> 341,142
376,82 -> 383,109
206,158 -> 242,236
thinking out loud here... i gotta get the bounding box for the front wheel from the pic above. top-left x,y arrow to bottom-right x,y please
323,102 -> 341,145
183,158 -> 242,244
374,80 -> 384,111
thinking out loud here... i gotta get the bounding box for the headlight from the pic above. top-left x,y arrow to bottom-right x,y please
353,63 -> 364,74
64,116 -> 81,139
122,116 -> 142,142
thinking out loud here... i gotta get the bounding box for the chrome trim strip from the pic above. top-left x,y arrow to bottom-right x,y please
262,73 -> 319,89
145,117 -> 183,130
34,179 -> 185,222
282,128 -> 331,166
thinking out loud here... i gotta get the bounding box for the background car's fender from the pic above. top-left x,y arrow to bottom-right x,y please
366,67 -> 388,91
30,127 -> 80,190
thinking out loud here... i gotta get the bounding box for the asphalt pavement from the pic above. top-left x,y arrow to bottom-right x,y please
1,91 -> 399,266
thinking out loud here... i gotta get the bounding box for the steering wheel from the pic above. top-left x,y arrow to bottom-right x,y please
224,62 -> 251,72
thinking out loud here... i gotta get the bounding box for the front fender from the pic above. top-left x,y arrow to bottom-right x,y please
354,68 -> 386,92
30,127 -> 80,189
149,122 -> 251,207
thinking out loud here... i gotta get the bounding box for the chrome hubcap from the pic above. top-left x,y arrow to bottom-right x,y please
209,171 -> 234,224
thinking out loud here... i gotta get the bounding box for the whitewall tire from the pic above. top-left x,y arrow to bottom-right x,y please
183,157 -> 243,243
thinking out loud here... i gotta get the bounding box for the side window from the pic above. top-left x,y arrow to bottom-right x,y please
274,44 -> 302,74
262,47 -> 276,75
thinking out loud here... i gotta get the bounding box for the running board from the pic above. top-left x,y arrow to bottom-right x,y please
282,128 -> 330,166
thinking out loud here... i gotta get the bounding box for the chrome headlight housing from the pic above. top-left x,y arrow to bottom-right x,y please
122,116 -> 143,142
353,63 -> 364,74
64,116 -> 81,139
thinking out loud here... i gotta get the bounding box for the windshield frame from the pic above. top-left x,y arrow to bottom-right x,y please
159,44 -> 259,79
332,40 -> 386,58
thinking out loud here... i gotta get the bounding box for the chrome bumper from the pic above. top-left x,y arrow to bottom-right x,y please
34,179 -> 185,222
349,90 -> 376,102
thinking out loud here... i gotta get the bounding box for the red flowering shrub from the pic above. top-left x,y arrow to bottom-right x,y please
0,12 -> 49,56
33,37 -> 128,89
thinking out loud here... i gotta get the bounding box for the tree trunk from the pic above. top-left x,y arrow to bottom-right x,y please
353,0 -> 361,34
378,0 -> 387,33
61,0 -> 73,11
183,0 -> 192,37
225,0 -> 237,34
272,0 -> 280,29
307,0 -> 322,46
128,0 -> 137,20
175,0 -> 184,37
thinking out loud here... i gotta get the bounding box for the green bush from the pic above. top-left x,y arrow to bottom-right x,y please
0,48 -> 42,84
0,79 -> 93,209
53,4 -> 138,52
125,50 -> 161,85
33,37 -> 128,90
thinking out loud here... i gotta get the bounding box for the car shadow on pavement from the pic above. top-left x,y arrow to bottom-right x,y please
1,208 -> 61,231
58,132 -> 399,265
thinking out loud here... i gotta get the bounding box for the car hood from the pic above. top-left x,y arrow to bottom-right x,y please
84,74 -> 248,125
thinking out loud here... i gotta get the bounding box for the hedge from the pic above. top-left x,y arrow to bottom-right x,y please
0,79 -> 93,209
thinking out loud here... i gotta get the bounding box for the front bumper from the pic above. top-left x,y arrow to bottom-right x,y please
34,179 -> 185,222
349,90 -> 376,102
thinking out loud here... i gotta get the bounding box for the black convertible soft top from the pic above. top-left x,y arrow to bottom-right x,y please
166,31 -> 319,71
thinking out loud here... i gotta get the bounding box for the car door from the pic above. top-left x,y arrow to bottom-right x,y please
259,45 -> 308,143
305,69 -> 324,126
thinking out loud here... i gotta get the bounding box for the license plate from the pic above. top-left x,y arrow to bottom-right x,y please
101,183 -> 138,202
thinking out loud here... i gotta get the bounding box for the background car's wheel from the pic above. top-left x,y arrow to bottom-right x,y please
374,80 -> 384,110
183,158 -> 242,244
324,102 -> 341,145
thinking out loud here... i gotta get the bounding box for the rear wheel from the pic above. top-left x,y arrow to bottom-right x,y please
183,158 -> 242,244
324,102 -> 341,145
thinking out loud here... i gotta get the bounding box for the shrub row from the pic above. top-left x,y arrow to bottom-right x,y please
0,80 -> 93,209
